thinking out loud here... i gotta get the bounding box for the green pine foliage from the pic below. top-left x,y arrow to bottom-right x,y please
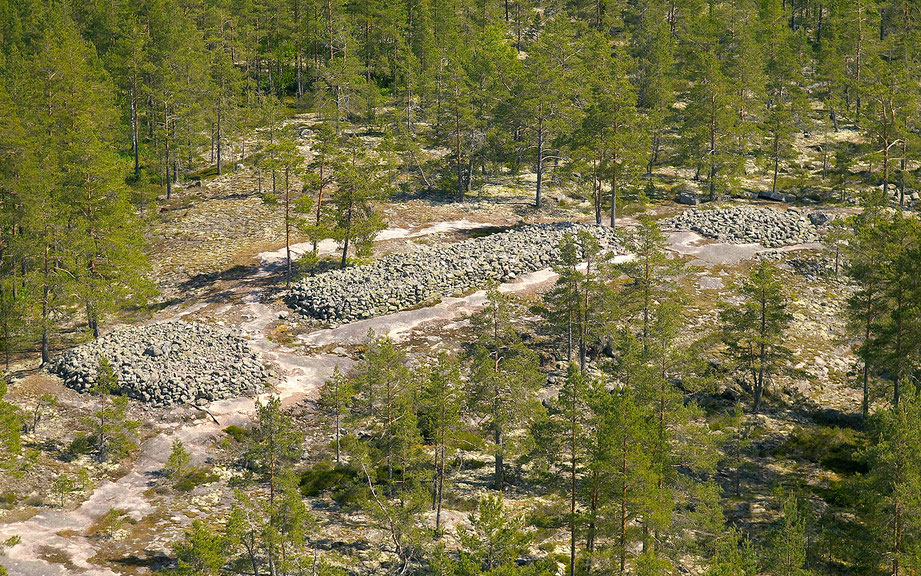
719,260 -> 793,413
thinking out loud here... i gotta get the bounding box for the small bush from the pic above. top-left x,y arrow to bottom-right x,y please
773,425 -> 868,475
174,467 -> 220,492
67,434 -> 95,456
528,502 -> 567,530
223,425 -> 248,443
299,462 -> 363,506
0,491 -> 16,508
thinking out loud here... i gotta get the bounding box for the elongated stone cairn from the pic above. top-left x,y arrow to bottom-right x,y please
663,206 -> 818,248
286,222 -> 620,323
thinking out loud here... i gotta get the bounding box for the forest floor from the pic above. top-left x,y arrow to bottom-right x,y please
0,115 -> 881,575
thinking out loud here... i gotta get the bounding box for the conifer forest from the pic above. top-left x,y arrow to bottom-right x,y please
3,0 -> 921,574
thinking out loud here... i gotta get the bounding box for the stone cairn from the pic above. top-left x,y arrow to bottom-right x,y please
52,321 -> 266,406
286,222 -> 621,323
662,205 -> 819,248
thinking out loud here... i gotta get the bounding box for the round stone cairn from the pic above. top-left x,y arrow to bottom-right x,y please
52,321 -> 266,406
662,205 -> 819,248
286,222 -> 621,323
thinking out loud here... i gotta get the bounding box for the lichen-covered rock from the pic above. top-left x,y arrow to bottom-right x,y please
51,321 -> 266,406
662,206 -> 819,248
286,222 -> 620,323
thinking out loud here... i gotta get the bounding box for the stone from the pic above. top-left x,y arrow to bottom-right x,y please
808,211 -> 832,227
677,191 -> 700,205
758,190 -> 798,203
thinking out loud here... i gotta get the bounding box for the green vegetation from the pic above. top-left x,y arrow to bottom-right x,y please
1,1 -> 921,575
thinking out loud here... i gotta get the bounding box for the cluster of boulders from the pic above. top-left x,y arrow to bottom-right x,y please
286,222 -> 620,323
887,188 -> 920,208
52,321 -> 266,406
663,206 -> 819,247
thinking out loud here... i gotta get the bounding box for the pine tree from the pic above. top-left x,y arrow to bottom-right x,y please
719,260 -> 793,413
616,217 -> 680,352
418,352 -> 462,535
316,136 -> 393,268
590,359 -> 654,576
579,34 -> 644,228
551,364 -> 591,576
634,18 -> 676,176
300,122 -> 342,252
0,81 -> 34,367
264,133 -> 306,285
13,4 -> 152,349
83,357 -> 140,462
163,438 -> 192,481
680,6 -> 743,200
456,494 -> 532,573
467,288 -> 544,490
543,230 -> 612,369
517,18 -> 583,208
0,379 -> 22,469
246,395 -> 304,504
872,214 -> 921,408
767,494 -> 810,576
707,527 -> 758,576
170,519 -> 228,576
318,366 -> 354,464
865,389 -> 921,576
759,0 -> 810,195
842,210 -> 888,419
350,332 -> 418,494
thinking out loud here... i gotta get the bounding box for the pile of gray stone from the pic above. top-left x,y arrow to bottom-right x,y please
286,222 -> 620,323
52,321 -> 266,406
663,206 -> 818,247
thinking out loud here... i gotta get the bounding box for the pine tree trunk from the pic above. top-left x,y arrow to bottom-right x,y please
569,413 -> 577,576
335,407 -> 341,464
436,436 -> 446,533
165,114 -> 172,200
41,243 -> 50,365
610,154 -> 617,228
216,110 -> 222,176
620,434 -> 628,576
855,0 -> 863,122
648,133 -> 660,174
130,80 -> 139,178
772,133 -> 780,195
285,166 -> 292,286
862,292 -> 872,421
899,141 -> 906,207
455,100 -> 464,202
584,479 -> 598,575
535,107 -> 544,208
494,427 -> 504,491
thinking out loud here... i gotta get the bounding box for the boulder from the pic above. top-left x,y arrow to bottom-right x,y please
677,191 -> 700,205
808,211 -> 832,227
758,190 -> 798,203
